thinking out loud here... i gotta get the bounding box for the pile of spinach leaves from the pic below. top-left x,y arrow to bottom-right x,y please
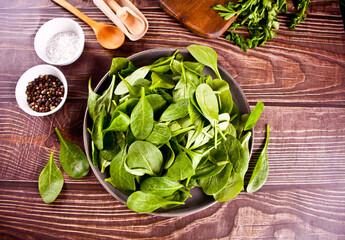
87,44 -> 269,213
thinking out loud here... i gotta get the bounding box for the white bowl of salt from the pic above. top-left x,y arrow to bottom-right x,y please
35,18 -> 85,66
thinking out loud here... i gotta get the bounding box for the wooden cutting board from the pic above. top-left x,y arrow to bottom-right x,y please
158,0 -> 236,38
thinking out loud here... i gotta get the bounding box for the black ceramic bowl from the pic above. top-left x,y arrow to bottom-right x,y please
83,48 -> 253,217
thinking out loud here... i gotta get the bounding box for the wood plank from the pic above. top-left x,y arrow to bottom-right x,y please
0,181 -> 344,239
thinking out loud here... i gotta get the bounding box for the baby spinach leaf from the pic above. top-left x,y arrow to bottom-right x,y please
163,141 -> 175,169
38,152 -> 64,204
130,88 -> 154,140
91,141 -> 99,167
105,147 -> 136,195
146,122 -> 171,146
244,102 -> 264,131
160,99 -> 189,122
161,190 -> 190,209
87,77 -> 100,121
126,141 -> 163,176
146,94 -> 167,113
55,128 -> 90,178
127,191 -> 184,213
193,161 -> 225,180
219,134 -> 249,180
95,75 -> 116,114
92,105 -> 107,150
103,111 -> 130,133
141,177 -> 183,197
187,44 -> 221,79
111,98 -> 139,122
166,151 -> 194,180
199,162 -> 232,195
109,57 -> 132,79
195,83 -> 219,123
173,62 -> 195,101
210,79 -> 233,114
115,65 -> 151,95
150,72 -> 175,90
247,125 -> 269,193
213,170 -> 243,202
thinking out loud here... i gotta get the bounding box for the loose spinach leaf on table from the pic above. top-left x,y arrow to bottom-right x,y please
38,152 -> 64,204
244,102 -> 264,131
247,125 -> 270,193
55,128 -> 89,179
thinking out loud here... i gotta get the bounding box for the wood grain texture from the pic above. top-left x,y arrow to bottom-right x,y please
0,0 -> 345,239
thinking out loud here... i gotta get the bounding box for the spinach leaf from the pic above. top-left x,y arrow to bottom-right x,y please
103,111 -> 130,133
130,88 -> 154,140
38,152 -> 64,204
244,102 -> 264,131
210,79 -> 233,114
127,191 -> 184,213
55,128 -> 90,178
105,147 -> 136,195
140,177 -> 183,197
213,170 -> 243,202
92,105 -> 107,150
146,122 -> 171,146
109,57 -> 132,79
195,83 -> 219,123
150,72 -> 175,90
166,151 -> 194,181
187,44 -> 221,79
160,99 -> 189,122
87,77 -> 100,121
247,125 -> 269,193
199,162 -> 232,195
111,98 -> 139,122
125,140 -> 163,176
219,134 -> 249,180
115,65 -> 151,95
91,141 -> 99,167
95,75 -> 116,114
163,141 -> 175,169
146,94 -> 167,113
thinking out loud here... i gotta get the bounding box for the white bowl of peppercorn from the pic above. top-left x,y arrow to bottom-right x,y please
15,65 -> 68,116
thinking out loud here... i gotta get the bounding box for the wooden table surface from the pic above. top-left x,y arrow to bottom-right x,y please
1,0 -> 345,239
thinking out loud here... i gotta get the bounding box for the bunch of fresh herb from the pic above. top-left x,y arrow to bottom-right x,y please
87,45 -> 269,213
213,0 -> 310,51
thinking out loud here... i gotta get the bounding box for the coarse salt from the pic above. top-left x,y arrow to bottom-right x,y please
46,31 -> 81,63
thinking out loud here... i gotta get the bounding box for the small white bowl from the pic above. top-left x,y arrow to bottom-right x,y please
34,18 -> 85,66
16,65 -> 68,117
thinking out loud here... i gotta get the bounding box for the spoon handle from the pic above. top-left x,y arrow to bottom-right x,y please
52,0 -> 101,30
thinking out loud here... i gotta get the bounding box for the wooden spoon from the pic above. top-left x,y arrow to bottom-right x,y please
104,0 -> 145,35
52,0 -> 125,49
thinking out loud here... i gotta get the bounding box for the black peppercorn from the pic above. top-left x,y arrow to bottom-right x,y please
25,74 -> 64,113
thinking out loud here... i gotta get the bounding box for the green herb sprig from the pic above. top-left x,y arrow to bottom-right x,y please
213,0 -> 310,51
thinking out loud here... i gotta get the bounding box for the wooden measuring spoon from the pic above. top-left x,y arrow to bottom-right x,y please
104,0 -> 145,35
52,0 -> 125,49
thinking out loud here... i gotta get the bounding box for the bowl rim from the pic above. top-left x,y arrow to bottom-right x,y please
34,17 -> 85,66
15,64 -> 68,117
83,48 -> 253,217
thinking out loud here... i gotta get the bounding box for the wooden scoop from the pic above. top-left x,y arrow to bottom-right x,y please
52,0 -> 125,49
104,0 -> 145,35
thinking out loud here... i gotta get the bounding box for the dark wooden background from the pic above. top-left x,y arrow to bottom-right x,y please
0,0 -> 345,239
